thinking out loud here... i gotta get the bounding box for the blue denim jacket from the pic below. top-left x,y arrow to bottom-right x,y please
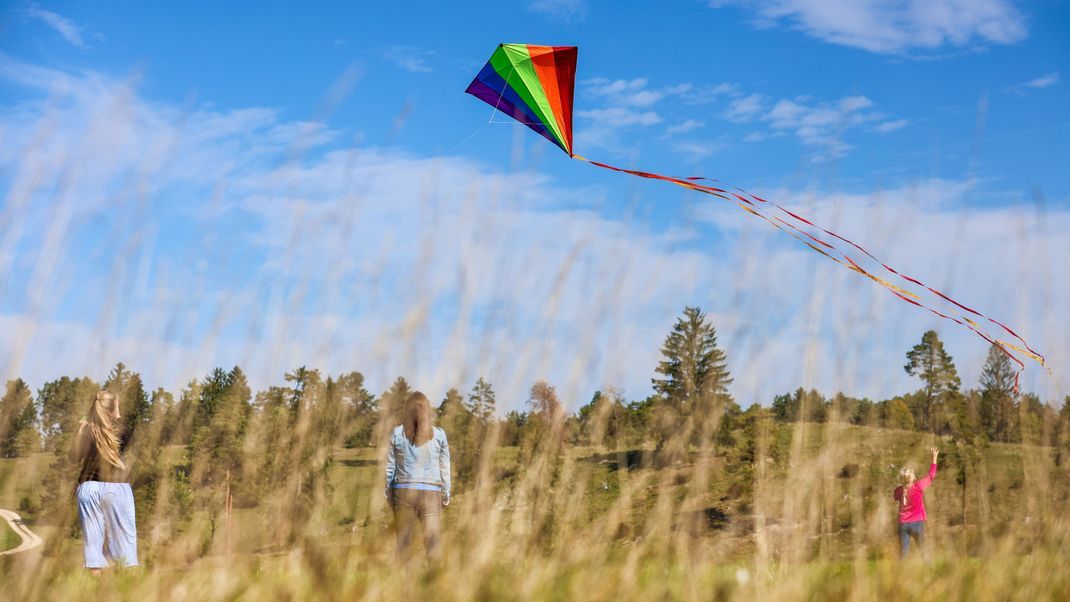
385,425 -> 451,502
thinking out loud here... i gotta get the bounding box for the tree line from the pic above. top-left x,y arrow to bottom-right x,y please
1,307 -> 1067,545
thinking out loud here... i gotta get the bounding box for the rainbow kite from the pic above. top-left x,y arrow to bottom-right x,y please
466,43 -> 1046,387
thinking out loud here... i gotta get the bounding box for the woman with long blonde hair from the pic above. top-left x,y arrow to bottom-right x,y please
385,391 -> 451,560
67,390 -> 138,570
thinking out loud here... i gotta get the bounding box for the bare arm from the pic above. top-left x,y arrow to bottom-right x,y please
439,430 -> 452,506
384,431 -> 396,497
67,420 -> 89,464
918,447 -> 939,490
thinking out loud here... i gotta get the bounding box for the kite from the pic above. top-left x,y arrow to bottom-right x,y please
465,43 -> 1046,388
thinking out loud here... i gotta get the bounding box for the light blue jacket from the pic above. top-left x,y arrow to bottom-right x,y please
385,425 -> 451,502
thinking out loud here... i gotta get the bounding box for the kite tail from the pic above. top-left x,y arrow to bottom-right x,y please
571,154 -> 1046,392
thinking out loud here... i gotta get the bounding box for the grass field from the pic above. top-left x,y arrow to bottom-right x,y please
1,515 -> 21,554
2,420 -> 1069,600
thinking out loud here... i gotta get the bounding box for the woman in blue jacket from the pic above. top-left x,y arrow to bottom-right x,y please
386,391 -> 451,559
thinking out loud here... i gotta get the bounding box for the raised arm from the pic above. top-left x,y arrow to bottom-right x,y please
384,431 -> 397,497
439,429 -> 452,506
67,420 -> 90,464
917,447 -> 939,490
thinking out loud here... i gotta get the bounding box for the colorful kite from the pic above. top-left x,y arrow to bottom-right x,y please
466,43 -> 1046,387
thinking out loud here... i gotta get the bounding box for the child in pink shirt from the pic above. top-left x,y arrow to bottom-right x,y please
893,447 -> 938,558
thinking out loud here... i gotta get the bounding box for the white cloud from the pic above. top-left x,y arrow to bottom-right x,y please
576,106 -> 662,127
2,58 -> 1065,412
666,119 -> 704,136
1022,73 -> 1059,89
724,93 -> 765,122
688,178 -> 1070,400
672,139 -> 727,160
680,82 -> 739,105
24,2 -> 87,48
530,0 -> 588,22
586,78 -> 669,107
710,0 -> 1028,55
381,46 -> 435,73
582,74 -> 901,160
1006,72 -> 1060,95
875,118 -> 909,133
752,94 -> 883,159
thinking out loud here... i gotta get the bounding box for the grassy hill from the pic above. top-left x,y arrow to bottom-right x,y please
1,516 -> 20,553
1,422 -> 1068,600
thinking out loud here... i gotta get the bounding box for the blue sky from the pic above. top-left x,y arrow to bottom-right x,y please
1,1 -> 1068,409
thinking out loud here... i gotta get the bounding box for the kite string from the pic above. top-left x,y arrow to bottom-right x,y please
444,123 -> 489,156
571,154 -> 1046,390
684,175 -> 1046,364
489,68 -> 514,124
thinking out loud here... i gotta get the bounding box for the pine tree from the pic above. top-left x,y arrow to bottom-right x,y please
189,367 -> 252,485
652,307 -> 732,408
576,388 -> 627,448
0,379 -> 39,457
437,388 -> 467,423
904,330 -> 961,432
651,307 -> 733,453
979,344 -> 1017,442
36,376 -> 97,451
254,385 -> 290,491
152,388 -> 176,445
467,377 -> 496,424
284,366 -> 324,419
103,363 -> 152,447
337,371 -> 376,414
167,379 -> 201,446
437,388 -> 476,483
771,392 -> 798,422
338,371 -> 376,447
379,376 -> 412,425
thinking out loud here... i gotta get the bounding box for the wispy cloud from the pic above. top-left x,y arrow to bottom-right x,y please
2,58 -> 1066,408
672,138 -> 727,160
577,78 -> 675,151
875,118 -> 909,133
1023,73 -> 1060,89
24,2 -> 87,48
767,96 -> 881,158
679,82 -> 739,105
530,0 -> 588,23
710,0 -> 1027,55
587,78 -> 669,107
724,93 -> 765,122
381,45 -> 435,73
665,119 -> 704,136
1006,72 -> 1060,95
580,74 -> 900,160
724,92 -> 887,159
576,106 -> 662,127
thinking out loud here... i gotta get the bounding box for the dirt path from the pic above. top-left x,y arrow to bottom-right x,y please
0,508 -> 43,556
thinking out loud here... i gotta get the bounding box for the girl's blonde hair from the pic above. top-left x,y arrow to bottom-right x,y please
88,390 -> 126,470
899,466 -> 916,487
402,391 -> 434,446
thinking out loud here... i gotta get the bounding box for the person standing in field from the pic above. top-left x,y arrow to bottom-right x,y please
67,390 -> 138,571
385,391 -> 451,561
894,446 -> 939,559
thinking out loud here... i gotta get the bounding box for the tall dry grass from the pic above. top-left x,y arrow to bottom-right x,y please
1,62 -> 1068,601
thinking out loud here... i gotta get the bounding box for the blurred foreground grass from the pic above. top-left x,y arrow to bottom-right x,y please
2,422 -> 1068,600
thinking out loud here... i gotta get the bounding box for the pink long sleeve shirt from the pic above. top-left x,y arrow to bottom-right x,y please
893,463 -> 937,523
